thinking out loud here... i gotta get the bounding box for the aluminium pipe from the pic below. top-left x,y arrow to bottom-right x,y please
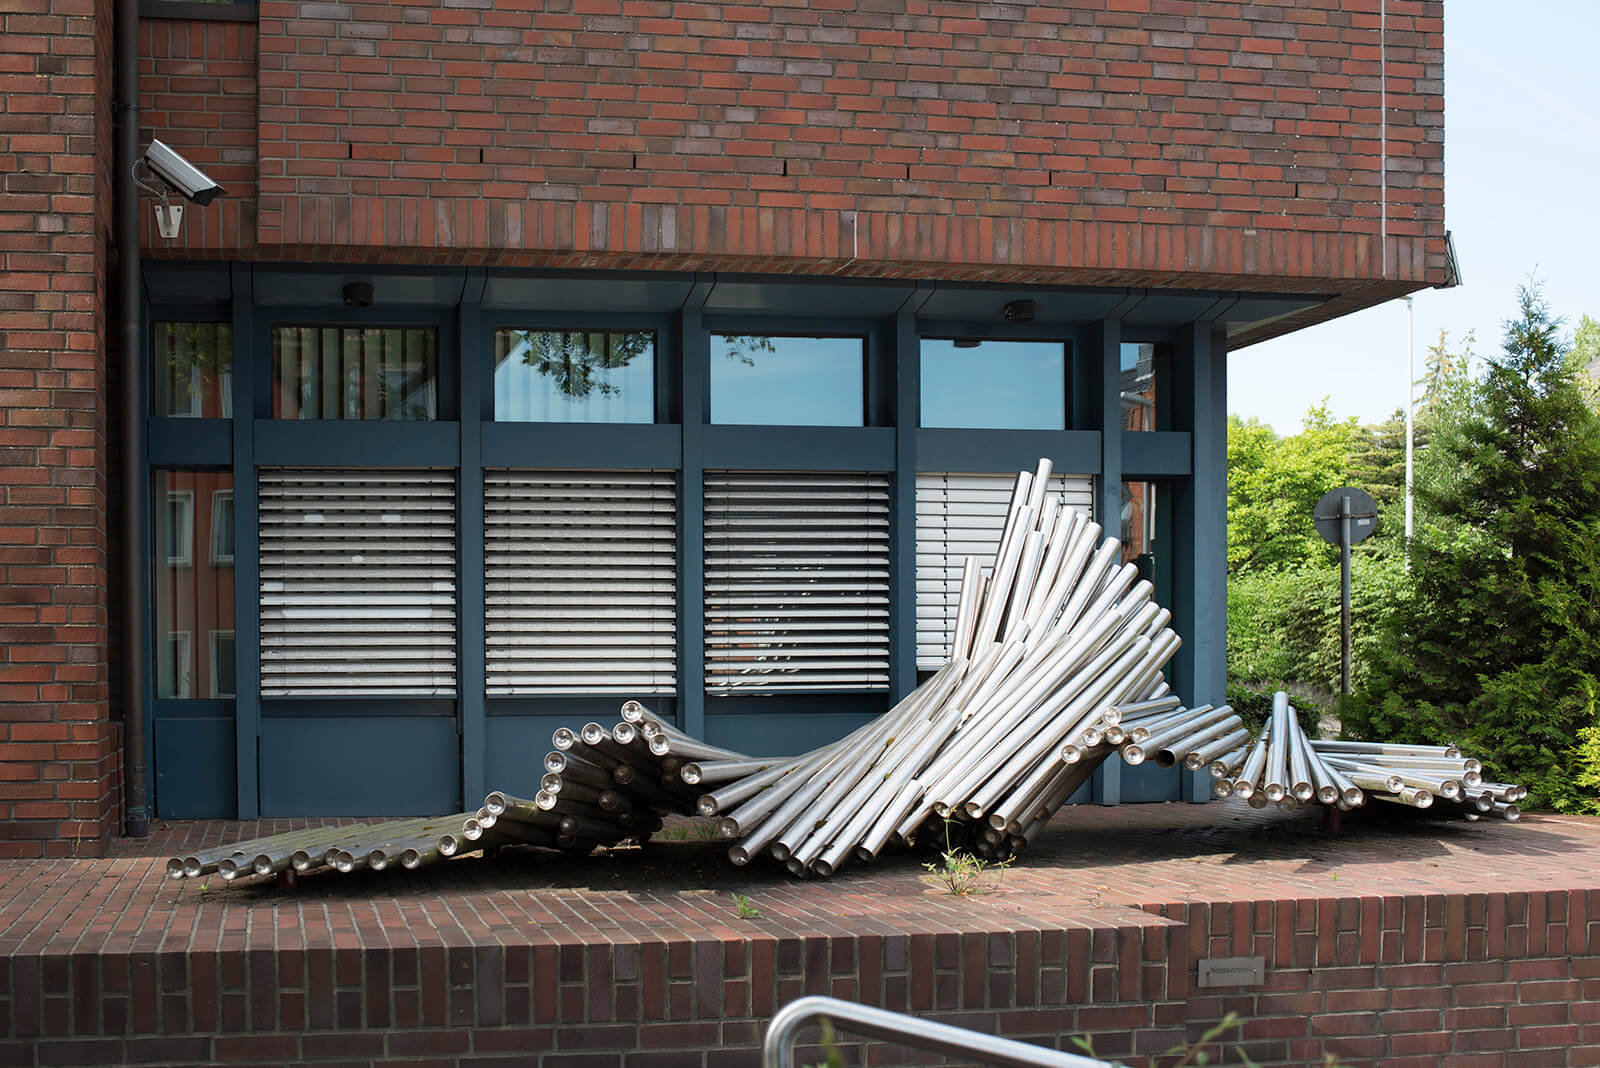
174,826 -> 340,878
1015,505 -> 1079,636
1152,715 -> 1244,769
1183,727 -> 1251,772
544,750 -> 615,788
1285,713 -> 1315,801
679,757 -> 780,786
1106,695 -> 1182,721
949,557 -> 985,662
965,638 -> 1166,816
810,710 -> 962,875
1023,520 -> 1103,641
1230,729 -> 1271,800
1120,704 -> 1226,766
1312,741 -> 1462,759
1301,744 -> 1342,805
969,504 -> 1035,650
768,683 -> 943,862
926,620 -> 1154,813
1263,694 -> 1291,801
541,775 -> 605,805
1000,530 -> 1047,642
921,596 -> 1140,794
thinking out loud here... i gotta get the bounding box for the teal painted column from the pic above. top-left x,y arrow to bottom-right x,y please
678,295 -> 710,738
231,265 -> 259,818
1172,324 -> 1228,803
458,270 -> 487,804
1092,318 -> 1123,806
888,306 -> 919,700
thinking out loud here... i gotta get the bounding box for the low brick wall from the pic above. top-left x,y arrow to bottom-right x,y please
3,808 -> 1597,1067
4,891 -> 1597,1066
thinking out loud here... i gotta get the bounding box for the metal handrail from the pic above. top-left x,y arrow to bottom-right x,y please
761,995 -> 1115,1068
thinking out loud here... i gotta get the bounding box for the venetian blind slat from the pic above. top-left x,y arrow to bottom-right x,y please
259,469 -> 457,697
915,471 -> 1094,671
704,470 -> 890,694
485,470 -> 677,696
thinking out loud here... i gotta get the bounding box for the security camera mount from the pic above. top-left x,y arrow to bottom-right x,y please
130,158 -> 183,240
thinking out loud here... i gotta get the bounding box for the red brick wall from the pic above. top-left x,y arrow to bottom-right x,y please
2,887 -> 1595,1066
142,0 -> 1445,309
137,18 -> 257,252
0,0 -> 119,858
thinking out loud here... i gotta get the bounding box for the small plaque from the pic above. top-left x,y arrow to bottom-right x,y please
1197,956 -> 1265,988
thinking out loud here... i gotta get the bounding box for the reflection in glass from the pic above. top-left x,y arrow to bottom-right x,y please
710,335 -> 864,426
154,470 -> 235,699
1121,479 -> 1156,567
154,322 -> 232,418
493,329 -> 654,423
271,326 -> 438,420
920,339 -> 1066,430
1121,342 -> 1159,432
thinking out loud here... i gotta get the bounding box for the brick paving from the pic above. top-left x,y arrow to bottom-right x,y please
0,803 -> 1592,959
2,802 -> 1597,1066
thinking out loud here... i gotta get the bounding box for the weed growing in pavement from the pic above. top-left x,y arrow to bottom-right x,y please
922,820 -> 1011,896
732,892 -> 761,919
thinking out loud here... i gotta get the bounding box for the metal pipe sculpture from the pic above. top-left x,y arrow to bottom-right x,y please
167,461 -> 1527,886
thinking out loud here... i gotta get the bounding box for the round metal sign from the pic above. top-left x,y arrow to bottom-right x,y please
1313,486 -> 1378,545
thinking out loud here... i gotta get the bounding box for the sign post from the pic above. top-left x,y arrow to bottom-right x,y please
1313,487 -> 1378,695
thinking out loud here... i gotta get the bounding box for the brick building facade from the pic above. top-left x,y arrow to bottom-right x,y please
0,0 -> 1448,857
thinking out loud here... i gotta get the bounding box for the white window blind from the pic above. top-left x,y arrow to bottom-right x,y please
485,470 -> 677,695
704,471 -> 890,694
915,471 -> 1094,670
259,469 -> 457,697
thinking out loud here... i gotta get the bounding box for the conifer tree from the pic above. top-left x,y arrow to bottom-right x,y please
1344,285 -> 1600,809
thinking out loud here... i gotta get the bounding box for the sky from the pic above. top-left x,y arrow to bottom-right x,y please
1227,2 -> 1600,433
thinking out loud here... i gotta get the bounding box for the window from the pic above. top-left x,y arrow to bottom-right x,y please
154,322 -> 233,418
162,490 -> 194,566
920,339 -> 1068,430
210,490 -> 235,565
271,326 -> 439,420
709,334 -> 865,426
258,469 -> 457,697
154,472 -> 235,698
704,471 -> 890,693
1122,480 -> 1157,567
493,329 -> 655,423
160,632 -> 192,699
914,471 -> 1094,671
1120,342 -> 1161,432
485,470 -> 677,695
211,630 -> 236,698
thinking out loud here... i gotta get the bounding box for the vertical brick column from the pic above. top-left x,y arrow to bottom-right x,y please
0,0 -> 118,858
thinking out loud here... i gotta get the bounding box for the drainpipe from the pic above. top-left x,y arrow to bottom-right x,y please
116,0 -> 149,838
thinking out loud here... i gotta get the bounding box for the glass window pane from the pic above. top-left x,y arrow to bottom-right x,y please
920,339 -> 1066,429
1121,342 -> 1160,432
154,322 -> 233,418
493,329 -> 655,423
710,335 -> 865,427
270,326 -> 438,419
154,470 -> 235,699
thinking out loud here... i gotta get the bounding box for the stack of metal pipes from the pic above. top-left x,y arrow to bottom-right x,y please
163,703 -> 742,884
171,459 -> 1527,889
1210,691 -> 1524,821
687,458 -> 1186,874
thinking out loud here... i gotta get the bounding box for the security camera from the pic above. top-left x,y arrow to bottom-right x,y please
132,139 -> 226,239
141,139 -> 225,205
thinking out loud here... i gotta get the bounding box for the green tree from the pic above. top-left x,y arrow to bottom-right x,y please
1226,404 -> 1363,574
1343,285 -> 1600,810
